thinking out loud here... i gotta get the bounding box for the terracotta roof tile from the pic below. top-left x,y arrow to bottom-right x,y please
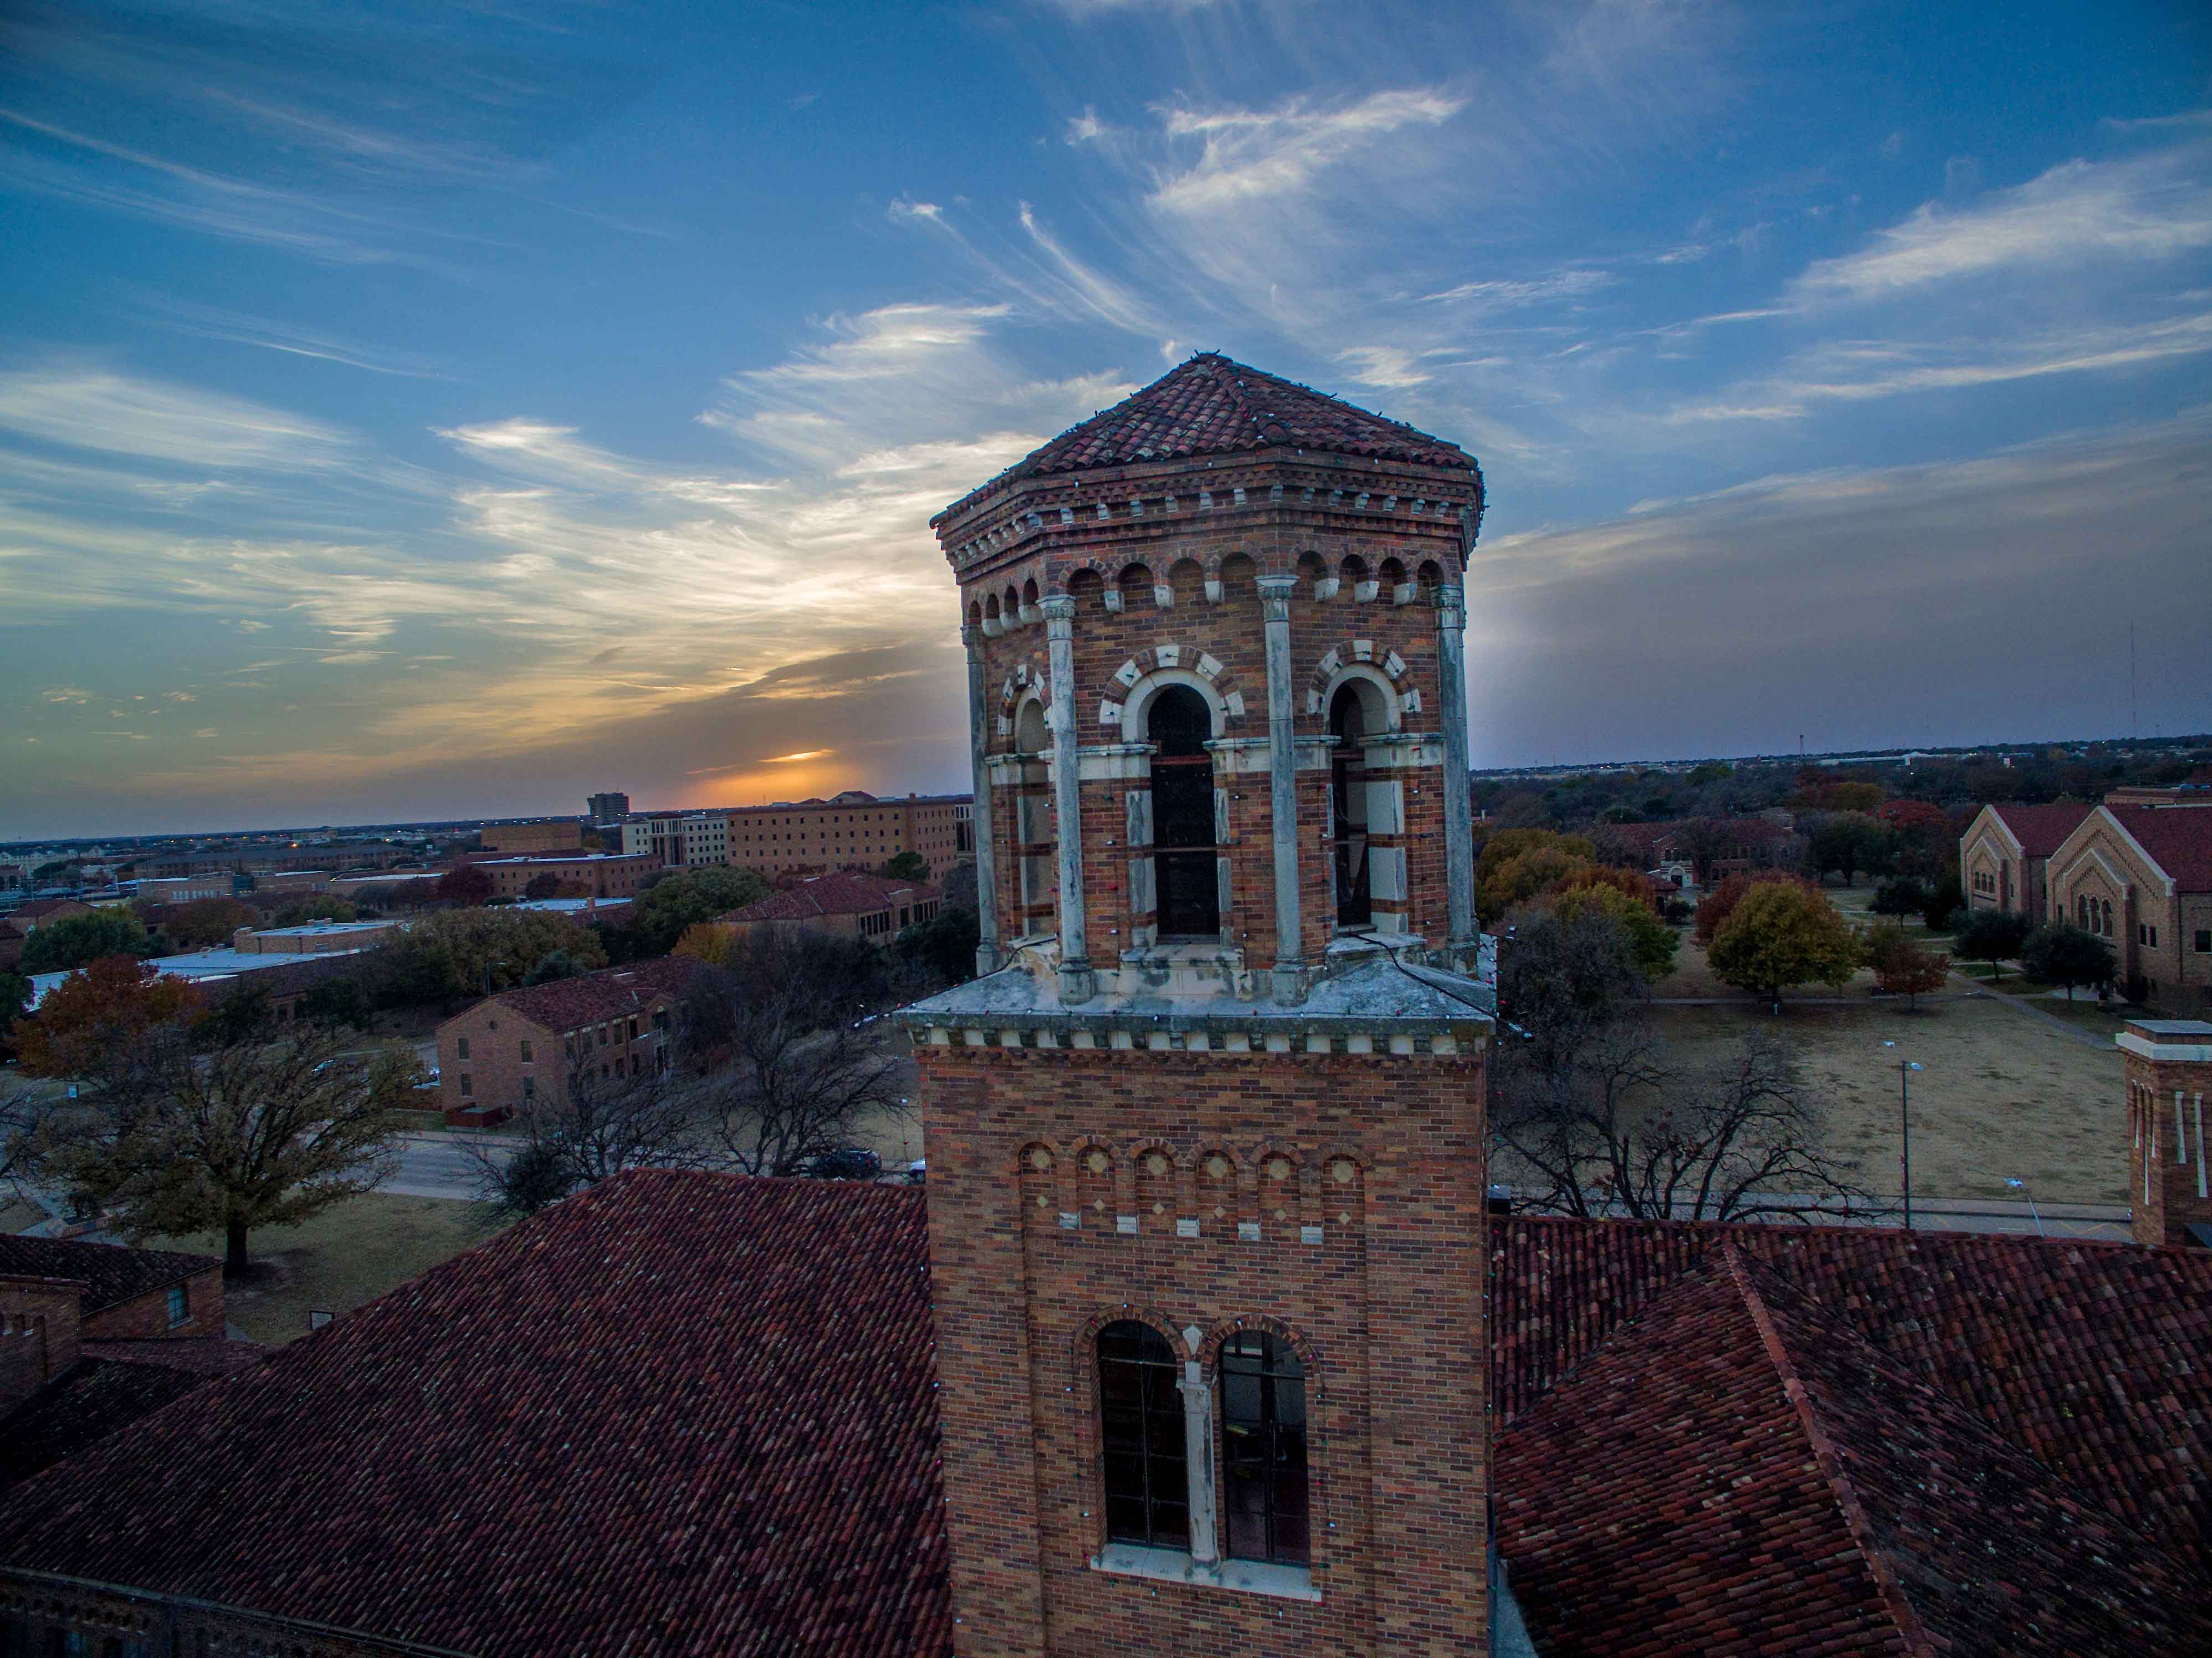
0,1235 -> 216,1317
2104,804 -> 2212,889
1983,802 -> 2094,858
482,955 -> 709,1034
937,353 -> 1477,522
0,1173 -> 949,1658
722,871 -> 938,924
0,1358 -> 213,1497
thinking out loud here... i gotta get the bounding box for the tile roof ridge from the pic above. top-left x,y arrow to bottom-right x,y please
1725,1247 -> 1939,1658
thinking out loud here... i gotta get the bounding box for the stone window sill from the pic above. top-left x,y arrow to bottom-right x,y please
1090,1544 -> 1319,1603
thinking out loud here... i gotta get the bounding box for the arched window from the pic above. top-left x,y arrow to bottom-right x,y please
1147,684 -> 1218,937
1329,683 -> 1373,926
1098,1322 -> 1188,1549
1220,1332 -> 1309,1564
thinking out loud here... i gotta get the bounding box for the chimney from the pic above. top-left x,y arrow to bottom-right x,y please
2121,1020 -> 2212,1248
233,925 -> 255,953
1,1276 -> 84,1409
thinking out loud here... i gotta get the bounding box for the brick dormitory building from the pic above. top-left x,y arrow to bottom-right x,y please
617,791 -> 974,878
6,359 -> 2211,1656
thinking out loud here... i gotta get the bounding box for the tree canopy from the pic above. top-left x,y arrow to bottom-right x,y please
880,850 -> 931,883
1950,908 -> 2034,982
631,865 -> 771,956
2019,923 -> 2114,1001
1708,883 -> 1862,1010
19,909 -> 150,974
158,897 -> 257,950
376,907 -> 607,1006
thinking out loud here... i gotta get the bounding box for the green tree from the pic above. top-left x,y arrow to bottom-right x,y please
1950,908 -> 2033,983
299,976 -> 373,1031
1921,876 -> 1965,933
2019,923 -> 2115,1002
20,909 -> 151,974
35,1025 -> 418,1272
1808,812 -> 1896,886
1870,877 -> 1928,917
194,984 -> 275,1048
525,949 -> 586,985
1694,869 -> 1815,946
161,897 -> 257,950
0,969 -> 30,1049
270,896 -> 357,926
1708,883 -> 1862,1012
880,850 -> 931,883
378,908 -> 607,1006
632,865 -> 771,956
1550,884 -> 1679,983
894,906 -> 981,987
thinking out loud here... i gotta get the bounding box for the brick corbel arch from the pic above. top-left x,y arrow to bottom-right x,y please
1098,643 -> 1249,733
1306,638 -> 1419,721
996,653 -> 1051,739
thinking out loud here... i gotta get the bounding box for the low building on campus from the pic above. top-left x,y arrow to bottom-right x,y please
479,820 -> 584,856
2047,804 -> 2212,1009
132,874 -> 234,904
27,943 -> 389,1019
227,919 -> 403,956
432,956 -> 706,1127
714,869 -> 941,944
327,869 -> 447,902
1959,801 -> 2094,923
506,895 -> 633,924
1,1235 -> 257,1498
250,869 -> 334,899
0,899 -> 93,970
467,851 -> 659,900
724,790 -> 972,879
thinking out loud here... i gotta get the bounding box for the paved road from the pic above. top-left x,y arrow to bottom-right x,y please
383,1132 -> 509,1200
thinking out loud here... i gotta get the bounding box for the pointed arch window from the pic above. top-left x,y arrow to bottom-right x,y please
1098,1322 -> 1189,1549
1220,1332 -> 1309,1564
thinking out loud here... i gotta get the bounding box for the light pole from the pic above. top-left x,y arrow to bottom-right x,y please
1883,1042 -> 1923,1231
2005,1176 -> 2044,1236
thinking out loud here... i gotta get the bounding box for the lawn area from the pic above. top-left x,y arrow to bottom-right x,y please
145,1193 -> 509,1345
1648,994 -> 2126,1204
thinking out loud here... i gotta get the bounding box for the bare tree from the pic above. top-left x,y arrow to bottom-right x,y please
692,930 -> 904,1177
1493,908 -> 1880,1223
465,1060 -> 703,1216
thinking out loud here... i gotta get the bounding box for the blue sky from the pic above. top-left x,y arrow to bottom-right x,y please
2,0 -> 2208,838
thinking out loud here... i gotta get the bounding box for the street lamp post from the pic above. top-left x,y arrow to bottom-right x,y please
1883,1042 -> 1923,1231
2005,1176 -> 2044,1236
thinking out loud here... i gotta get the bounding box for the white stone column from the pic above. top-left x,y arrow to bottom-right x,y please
1258,574 -> 1305,1004
1043,596 -> 1094,1003
962,622 -> 1002,975
1436,580 -> 1477,954
1178,1360 -> 1219,1565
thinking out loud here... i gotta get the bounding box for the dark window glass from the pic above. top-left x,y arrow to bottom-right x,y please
1097,1321 -> 1189,1550
1149,686 -> 1218,937
1329,685 -> 1372,926
1220,1332 -> 1309,1565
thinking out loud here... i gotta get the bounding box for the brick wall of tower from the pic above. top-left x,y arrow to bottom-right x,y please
2127,1050 -> 2212,1247
918,1039 -> 1492,1658
968,519 -> 1463,964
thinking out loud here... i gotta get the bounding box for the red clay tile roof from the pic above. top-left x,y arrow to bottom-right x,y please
1492,1216 -> 2212,1582
76,1337 -> 262,1378
1497,1248 -> 2210,1658
0,1172 -> 949,1658
0,1236 -> 216,1317
0,1358 -> 211,1497
2104,804 -> 2212,889
723,870 -> 938,923
480,954 -> 709,1035
936,353 -> 1477,523
1983,801 -> 2094,857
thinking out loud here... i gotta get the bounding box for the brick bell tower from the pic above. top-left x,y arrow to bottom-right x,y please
898,355 -> 1496,1657
2122,1019 -> 2212,1248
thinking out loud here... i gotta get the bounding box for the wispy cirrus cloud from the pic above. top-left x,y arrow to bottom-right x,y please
0,364 -> 352,468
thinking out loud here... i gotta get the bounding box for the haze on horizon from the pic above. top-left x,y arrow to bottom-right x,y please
3,0 -> 2208,842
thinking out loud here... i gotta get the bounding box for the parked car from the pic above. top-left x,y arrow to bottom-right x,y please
800,1146 -> 883,1181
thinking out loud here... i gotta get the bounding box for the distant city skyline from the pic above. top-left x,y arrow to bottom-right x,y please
4,1 -> 2209,840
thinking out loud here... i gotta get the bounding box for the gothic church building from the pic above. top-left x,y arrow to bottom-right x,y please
899,354 -> 1497,1657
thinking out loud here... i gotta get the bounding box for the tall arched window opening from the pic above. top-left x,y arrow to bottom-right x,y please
1149,685 -> 1218,938
1220,1332 -> 1309,1564
1330,684 -> 1371,927
1098,1322 -> 1189,1549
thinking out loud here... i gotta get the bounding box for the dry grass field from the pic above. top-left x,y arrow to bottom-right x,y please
146,1194 -> 508,1345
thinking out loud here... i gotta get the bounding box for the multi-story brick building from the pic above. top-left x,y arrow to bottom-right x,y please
2046,804 -> 2212,1007
725,790 -> 972,878
469,851 -> 659,900
621,811 -> 733,868
479,820 -> 583,855
585,790 -> 630,823
1960,801 -> 2093,923
432,957 -> 704,1126
897,354 -> 1496,1656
